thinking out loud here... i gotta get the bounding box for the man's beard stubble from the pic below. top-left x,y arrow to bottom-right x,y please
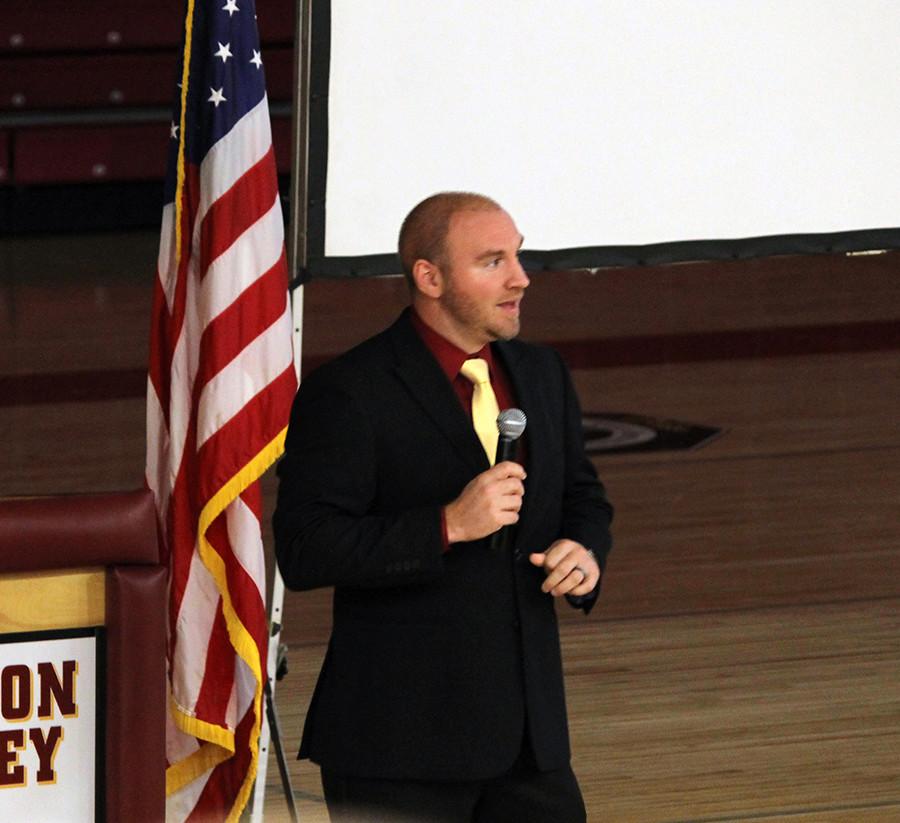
442,282 -> 522,344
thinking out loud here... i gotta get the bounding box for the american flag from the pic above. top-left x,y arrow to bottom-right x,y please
146,0 -> 297,819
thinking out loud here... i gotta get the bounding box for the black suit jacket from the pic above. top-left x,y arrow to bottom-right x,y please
273,309 -> 613,781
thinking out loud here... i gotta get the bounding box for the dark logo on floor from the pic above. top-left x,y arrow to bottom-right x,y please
582,413 -> 722,454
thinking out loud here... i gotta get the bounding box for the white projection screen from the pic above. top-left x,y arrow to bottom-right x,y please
302,0 -> 900,277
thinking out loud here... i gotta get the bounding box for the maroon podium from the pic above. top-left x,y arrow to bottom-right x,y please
0,489 -> 166,822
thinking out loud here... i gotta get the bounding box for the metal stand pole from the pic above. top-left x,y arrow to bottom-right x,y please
251,571 -> 298,822
265,672 -> 299,822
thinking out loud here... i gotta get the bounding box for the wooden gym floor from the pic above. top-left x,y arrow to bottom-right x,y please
1,233 -> 898,821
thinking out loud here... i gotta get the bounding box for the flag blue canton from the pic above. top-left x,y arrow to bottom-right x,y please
164,0 -> 268,201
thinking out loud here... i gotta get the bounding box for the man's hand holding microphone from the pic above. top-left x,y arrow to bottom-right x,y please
443,408 -> 599,597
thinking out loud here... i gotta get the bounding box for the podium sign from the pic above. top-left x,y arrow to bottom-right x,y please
0,491 -> 165,821
0,628 -> 103,822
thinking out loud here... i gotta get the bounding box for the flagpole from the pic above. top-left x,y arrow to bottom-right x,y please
252,0 -> 312,819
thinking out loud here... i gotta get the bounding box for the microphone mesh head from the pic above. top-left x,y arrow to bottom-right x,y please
497,408 -> 527,440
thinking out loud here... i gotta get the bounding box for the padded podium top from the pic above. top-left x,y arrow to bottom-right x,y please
0,488 -> 159,571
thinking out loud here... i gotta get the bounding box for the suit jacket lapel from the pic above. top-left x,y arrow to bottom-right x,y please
493,340 -> 549,543
388,312 -> 489,475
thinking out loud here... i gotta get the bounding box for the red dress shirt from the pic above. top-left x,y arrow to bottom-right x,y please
410,309 -> 517,414
410,310 -> 523,550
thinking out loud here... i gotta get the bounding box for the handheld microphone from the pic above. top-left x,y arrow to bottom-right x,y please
490,408 -> 527,551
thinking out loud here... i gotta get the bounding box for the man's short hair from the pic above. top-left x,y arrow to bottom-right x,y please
398,192 -> 501,286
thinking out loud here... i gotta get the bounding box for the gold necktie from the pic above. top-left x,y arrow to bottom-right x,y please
459,358 -> 500,464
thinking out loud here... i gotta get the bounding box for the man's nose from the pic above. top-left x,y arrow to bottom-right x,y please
509,258 -> 530,289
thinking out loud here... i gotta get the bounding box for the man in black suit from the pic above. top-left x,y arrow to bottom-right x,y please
274,192 -> 613,822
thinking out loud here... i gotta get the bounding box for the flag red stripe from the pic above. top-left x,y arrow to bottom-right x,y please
166,438 -> 201,640
185,705 -> 255,823
200,146 -> 280,271
240,483 -> 263,521
149,161 -> 202,432
194,254 -> 289,391
216,531 -> 268,662
193,366 -> 297,502
169,163 -> 201,361
148,279 -> 174,429
167,365 -> 294,630
203,501 -> 269,660
192,593 -> 233,725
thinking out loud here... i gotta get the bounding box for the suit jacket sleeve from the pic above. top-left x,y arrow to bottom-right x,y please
273,369 -> 446,592
553,349 -> 614,614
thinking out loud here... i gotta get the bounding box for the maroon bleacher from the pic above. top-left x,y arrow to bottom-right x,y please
1,54 -> 179,111
1,0 -> 295,200
2,0 -> 184,54
15,123 -> 168,184
2,0 -> 293,54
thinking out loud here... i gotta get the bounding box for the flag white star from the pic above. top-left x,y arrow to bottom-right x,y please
170,121 -> 179,139
250,49 -> 263,69
214,42 -> 233,63
222,0 -> 239,15
208,87 -> 227,107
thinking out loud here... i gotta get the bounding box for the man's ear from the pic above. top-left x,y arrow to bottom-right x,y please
411,259 -> 444,298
